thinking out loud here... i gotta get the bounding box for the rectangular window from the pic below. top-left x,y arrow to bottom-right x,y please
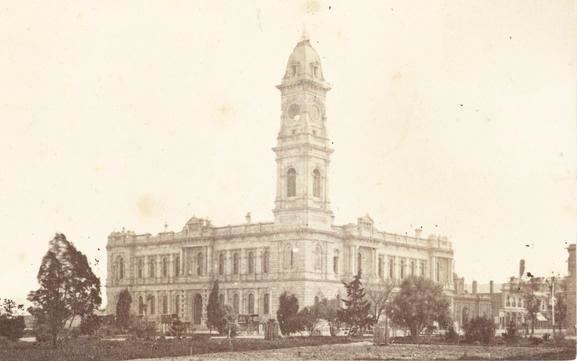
389,257 -> 395,279
162,295 -> 168,314
410,259 -> 415,276
262,249 -> 270,274
263,293 -> 270,314
174,254 -> 180,277
149,256 -> 155,278
420,261 -> 426,277
174,294 -> 180,316
400,259 -> 405,279
378,256 -> 384,278
138,258 -> 144,279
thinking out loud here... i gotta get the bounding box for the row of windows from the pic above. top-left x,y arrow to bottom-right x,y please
286,168 -> 322,198
135,292 -> 270,317
506,295 -> 525,308
113,254 -> 181,281
217,248 -> 270,276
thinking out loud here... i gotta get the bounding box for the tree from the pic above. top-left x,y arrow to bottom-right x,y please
0,298 -> 25,341
27,251 -> 70,347
27,233 -> 101,347
387,276 -> 450,340
317,298 -> 340,336
366,279 -> 395,324
338,273 -> 372,335
521,276 -> 541,337
553,278 -> 568,334
207,281 -> 225,334
115,289 -> 132,330
277,292 -> 300,336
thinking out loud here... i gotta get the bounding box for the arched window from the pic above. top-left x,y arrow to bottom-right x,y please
233,294 -> 240,314
506,296 -> 511,307
287,168 -> 296,197
248,251 -> 255,274
218,253 -> 225,275
314,244 -> 322,271
400,259 -> 406,279
233,253 -> 239,274
284,245 -> 294,269
410,259 -> 415,276
162,257 -> 168,277
197,252 -> 203,276
357,251 -> 362,275
248,293 -> 255,314
333,250 -> 339,274
263,293 -> 270,314
389,257 -> 395,279
262,249 -> 270,274
313,169 -> 321,198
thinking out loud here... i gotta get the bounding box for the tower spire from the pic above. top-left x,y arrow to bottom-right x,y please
300,24 -> 309,42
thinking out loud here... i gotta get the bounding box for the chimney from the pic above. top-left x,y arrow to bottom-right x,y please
519,259 -> 525,278
415,228 -> 423,238
245,212 -> 251,224
489,280 -> 494,294
472,280 -> 478,295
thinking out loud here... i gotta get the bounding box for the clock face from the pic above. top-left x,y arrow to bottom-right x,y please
287,103 -> 300,120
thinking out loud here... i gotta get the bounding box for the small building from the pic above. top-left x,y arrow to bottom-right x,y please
452,276 -> 492,333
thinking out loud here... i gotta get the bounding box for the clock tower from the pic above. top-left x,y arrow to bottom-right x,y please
273,33 -> 334,228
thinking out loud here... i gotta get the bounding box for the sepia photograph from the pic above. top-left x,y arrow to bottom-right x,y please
0,1 -> 575,360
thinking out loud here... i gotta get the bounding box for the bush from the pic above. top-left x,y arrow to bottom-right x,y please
80,314 -> 102,335
128,319 -> 156,340
529,336 -> 543,345
503,320 -> 518,345
445,325 -> 459,343
464,317 -> 495,344
0,315 -> 25,341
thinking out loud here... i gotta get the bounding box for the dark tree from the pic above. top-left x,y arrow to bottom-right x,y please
387,276 -> 450,340
206,281 -> 225,334
338,273 -> 372,335
521,276 -> 541,336
28,233 -> 101,348
115,289 -> 132,330
27,251 -> 70,348
277,292 -> 300,336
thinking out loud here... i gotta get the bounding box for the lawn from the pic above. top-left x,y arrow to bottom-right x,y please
0,336 -> 357,361
130,341 -> 576,361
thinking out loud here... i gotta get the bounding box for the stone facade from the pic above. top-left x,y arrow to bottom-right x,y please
106,34 -> 455,329
452,277 -> 492,333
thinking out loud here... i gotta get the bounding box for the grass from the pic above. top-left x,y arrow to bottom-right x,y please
0,335 -> 358,361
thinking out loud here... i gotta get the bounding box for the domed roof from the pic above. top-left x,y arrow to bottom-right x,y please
282,33 -> 326,83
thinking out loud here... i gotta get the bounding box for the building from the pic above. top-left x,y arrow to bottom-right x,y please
452,276 -> 492,333
105,34 -> 455,329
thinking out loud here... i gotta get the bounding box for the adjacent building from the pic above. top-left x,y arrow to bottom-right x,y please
105,34 -> 455,329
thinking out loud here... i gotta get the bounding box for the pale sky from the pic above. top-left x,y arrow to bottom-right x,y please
0,0 -> 575,306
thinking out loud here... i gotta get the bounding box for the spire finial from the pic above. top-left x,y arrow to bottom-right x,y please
300,24 -> 309,42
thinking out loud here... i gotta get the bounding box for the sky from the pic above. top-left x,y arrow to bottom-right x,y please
0,0 -> 575,306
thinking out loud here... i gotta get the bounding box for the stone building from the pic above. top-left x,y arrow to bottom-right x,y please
452,276 -> 492,333
105,34 -> 455,329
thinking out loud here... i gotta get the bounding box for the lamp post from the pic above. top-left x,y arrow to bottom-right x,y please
545,275 -> 557,337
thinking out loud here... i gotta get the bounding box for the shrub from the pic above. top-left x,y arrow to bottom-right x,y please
464,316 -> 495,344
445,325 -> 459,343
80,314 -> 102,335
277,292 -> 300,336
0,315 -> 25,341
503,320 -> 518,345
542,333 -> 550,341
529,336 -> 543,345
